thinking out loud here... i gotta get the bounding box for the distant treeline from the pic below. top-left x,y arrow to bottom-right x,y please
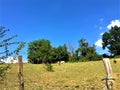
28,26 -> 120,64
27,38 -> 102,64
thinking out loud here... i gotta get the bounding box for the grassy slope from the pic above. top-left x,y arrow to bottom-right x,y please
1,59 -> 120,90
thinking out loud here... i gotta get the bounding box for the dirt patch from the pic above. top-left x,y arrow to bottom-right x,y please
113,73 -> 120,79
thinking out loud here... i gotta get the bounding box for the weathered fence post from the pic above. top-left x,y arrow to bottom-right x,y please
18,56 -> 24,90
102,58 -> 115,90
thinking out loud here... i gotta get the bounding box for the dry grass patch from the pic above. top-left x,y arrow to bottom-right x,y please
0,59 -> 120,90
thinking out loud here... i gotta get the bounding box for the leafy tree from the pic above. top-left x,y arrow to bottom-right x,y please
0,26 -> 25,81
0,26 -> 26,58
86,46 -> 102,61
28,39 -> 52,64
76,38 -> 102,61
28,39 -> 69,64
54,44 -> 69,62
78,38 -> 89,56
102,26 -> 120,56
74,49 -> 79,61
76,38 -> 88,57
27,39 -> 55,72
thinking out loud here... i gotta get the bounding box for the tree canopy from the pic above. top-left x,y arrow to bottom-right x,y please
54,44 -> 68,62
75,38 -> 102,61
27,39 -> 69,64
27,39 -> 51,64
102,26 -> 120,56
27,38 -> 102,64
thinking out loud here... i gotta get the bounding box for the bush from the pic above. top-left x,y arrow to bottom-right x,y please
115,55 -> 120,58
79,57 -> 88,62
44,63 -> 53,72
79,53 -> 102,62
0,64 -> 10,81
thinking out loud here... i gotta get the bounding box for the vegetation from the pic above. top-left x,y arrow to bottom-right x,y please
28,39 -> 52,64
0,64 -> 10,81
28,39 -> 69,64
28,38 -> 102,64
44,63 -> 53,72
102,26 -> 120,56
54,44 -> 69,62
75,38 -> 102,61
0,59 -> 120,90
0,25 -> 120,89
0,26 -> 25,58
27,26 -> 120,63
0,26 -> 25,81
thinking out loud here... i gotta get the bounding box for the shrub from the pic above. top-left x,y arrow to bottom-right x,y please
44,63 -> 53,72
0,64 -> 10,81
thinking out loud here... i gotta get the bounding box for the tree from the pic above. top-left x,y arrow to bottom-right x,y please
0,26 -> 26,58
28,39 -> 52,64
102,26 -> 120,56
28,39 -> 69,64
76,38 -> 102,61
86,46 -> 101,61
0,26 -> 25,81
78,38 -> 89,57
54,44 -> 69,62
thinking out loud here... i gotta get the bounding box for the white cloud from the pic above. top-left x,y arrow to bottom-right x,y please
95,19 -> 120,48
100,32 -> 104,36
107,20 -> 120,29
95,39 -> 103,47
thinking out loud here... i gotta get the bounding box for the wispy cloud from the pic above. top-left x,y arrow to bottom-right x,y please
100,32 -> 104,36
100,18 -> 104,22
95,39 -> 103,47
107,19 -> 120,29
99,26 -> 103,30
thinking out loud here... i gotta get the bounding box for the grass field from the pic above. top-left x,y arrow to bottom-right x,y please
0,58 -> 120,90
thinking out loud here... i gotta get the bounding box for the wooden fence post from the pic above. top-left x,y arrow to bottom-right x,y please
102,58 -> 115,90
18,56 -> 24,90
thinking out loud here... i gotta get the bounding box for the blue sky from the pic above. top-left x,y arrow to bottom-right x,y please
0,0 -> 120,60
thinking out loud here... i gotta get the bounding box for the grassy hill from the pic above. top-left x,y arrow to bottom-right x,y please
1,59 -> 120,90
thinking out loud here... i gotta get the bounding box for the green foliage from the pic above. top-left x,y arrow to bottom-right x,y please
44,63 -> 53,72
114,55 -> 120,58
27,39 -> 55,71
0,26 -> 26,58
0,64 -> 10,81
28,39 -> 52,64
15,42 -> 26,55
102,26 -> 120,55
86,46 -> 102,61
0,26 -> 25,81
78,38 -> 89,56
76,38 -> 102,62
54,44 -> 69,62
28,39 -> 69,64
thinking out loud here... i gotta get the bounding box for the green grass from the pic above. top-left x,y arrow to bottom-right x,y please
0,59 -> 120,90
